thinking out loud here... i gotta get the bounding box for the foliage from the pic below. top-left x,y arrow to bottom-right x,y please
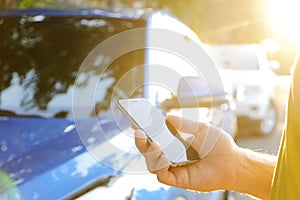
19,0 -> 52,8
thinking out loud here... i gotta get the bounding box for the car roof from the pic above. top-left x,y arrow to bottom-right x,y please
0,8 -> 148,20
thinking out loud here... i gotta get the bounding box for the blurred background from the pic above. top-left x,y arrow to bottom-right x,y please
1,0 -> 297,199
1,0 -> 298,73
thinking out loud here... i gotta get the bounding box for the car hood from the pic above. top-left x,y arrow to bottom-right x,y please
0,117 -> 144,199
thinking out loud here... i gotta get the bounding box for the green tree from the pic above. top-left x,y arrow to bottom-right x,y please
19,0 -> 52,8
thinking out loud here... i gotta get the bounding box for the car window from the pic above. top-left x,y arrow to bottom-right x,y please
0,15 -> 145,119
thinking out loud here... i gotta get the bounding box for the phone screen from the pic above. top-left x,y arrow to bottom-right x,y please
118,98 -> 199,166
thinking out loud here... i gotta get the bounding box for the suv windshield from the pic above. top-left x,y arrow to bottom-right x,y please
0,11 -> 145,119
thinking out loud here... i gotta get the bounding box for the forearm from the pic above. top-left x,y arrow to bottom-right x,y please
233,148 -> 277,200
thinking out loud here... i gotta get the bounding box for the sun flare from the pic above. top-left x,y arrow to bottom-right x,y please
270,0 -> 300,46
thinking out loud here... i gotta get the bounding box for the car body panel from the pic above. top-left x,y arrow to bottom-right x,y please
0,118 -> 128,199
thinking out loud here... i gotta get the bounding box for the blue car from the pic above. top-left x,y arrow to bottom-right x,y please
0,8 -> 232,200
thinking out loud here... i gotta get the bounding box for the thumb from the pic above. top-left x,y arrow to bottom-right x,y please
167,115 -> 222,159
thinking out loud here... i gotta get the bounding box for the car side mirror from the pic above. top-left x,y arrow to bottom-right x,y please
177,76 -> 228,107
161,76 -> 229,110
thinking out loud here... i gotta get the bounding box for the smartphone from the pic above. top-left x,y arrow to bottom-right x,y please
117,98 -> 199,167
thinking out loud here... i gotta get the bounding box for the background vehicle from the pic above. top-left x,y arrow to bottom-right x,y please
207,44 -> 278,135
0,9 -> 233,199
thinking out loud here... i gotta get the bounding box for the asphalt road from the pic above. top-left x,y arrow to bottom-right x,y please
229,75 -> 290,200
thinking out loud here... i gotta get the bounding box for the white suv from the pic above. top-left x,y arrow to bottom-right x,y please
207,44 -> 278,135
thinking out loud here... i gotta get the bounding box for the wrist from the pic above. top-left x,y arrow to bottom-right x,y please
233,148 -> 276,199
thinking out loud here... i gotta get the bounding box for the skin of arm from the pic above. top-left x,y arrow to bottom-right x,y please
234,148 -> 277,199
134,115 -> 276,200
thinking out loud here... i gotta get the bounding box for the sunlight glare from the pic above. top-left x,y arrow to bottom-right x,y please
270,0 -> 300,46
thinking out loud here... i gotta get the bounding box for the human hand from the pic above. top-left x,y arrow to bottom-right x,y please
134,114 -> 240,192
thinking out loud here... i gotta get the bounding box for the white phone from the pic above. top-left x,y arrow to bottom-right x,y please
117,98 -> 199,167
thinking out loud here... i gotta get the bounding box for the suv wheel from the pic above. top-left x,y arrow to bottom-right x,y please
237,99 -> 278,136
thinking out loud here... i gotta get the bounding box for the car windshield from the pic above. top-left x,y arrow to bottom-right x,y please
0,13 -> 145,119
210,47 -> 260,70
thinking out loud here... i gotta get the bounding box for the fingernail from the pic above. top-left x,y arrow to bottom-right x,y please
152,140 -> 161,148
135,129 -> 147,139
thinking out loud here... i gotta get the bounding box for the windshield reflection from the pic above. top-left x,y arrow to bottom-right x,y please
0,15 -> 145,118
